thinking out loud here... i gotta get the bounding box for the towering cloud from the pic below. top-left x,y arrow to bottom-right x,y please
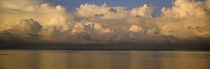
14,18 -> 42,38
0,0 -> 210,44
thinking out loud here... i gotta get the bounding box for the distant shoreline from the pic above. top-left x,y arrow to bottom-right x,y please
1,49 -> 210,52
1,43 -> 210,51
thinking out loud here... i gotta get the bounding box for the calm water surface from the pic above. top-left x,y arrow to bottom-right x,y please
0,50 -> 210,69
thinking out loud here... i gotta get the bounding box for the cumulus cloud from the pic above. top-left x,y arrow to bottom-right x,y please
76,3 -> 129,19
0,0 -> 73,42
0,0 -> 210,44
14,18 -> 42,37
158,0 -> 210,39
0,18 -> 42,41
130,4 -> 156,17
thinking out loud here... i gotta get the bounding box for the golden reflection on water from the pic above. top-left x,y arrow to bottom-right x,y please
0,50 -> 210,69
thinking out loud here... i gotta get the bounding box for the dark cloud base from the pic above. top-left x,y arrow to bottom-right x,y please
1,39 -> 210,51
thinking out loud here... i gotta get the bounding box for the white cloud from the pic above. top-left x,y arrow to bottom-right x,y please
130,4 -> 156,17
158,0 -> 210,39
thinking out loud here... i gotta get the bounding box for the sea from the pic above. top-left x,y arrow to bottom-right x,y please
0,50 -> 210,69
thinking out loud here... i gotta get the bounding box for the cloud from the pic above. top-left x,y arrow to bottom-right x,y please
76,3 -> 129,19
130,4 -> 156,17
0,0 -> 210,44
14,18 -> 42,37
0,18 -> 42,41
158,0 -> 210,39
0,0 -> 74,42
76,3 -> 156,19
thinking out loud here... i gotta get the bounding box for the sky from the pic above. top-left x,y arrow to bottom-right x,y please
0,0 -> 210,45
